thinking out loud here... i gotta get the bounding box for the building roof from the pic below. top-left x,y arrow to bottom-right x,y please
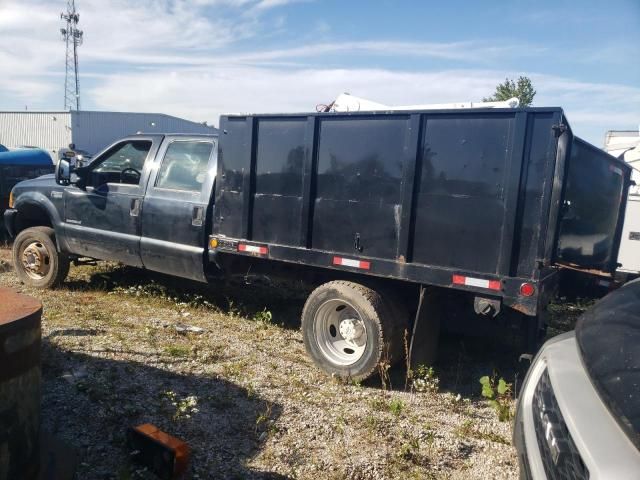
0,110 -> 215,129
606,130 -> 639,137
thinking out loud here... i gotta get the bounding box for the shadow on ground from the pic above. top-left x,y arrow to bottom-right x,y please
64,264 -> 311,331
41,337 -> 290,479
44,261 -> 593,406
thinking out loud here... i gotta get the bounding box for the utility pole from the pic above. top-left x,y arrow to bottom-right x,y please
60,0 -> 83,111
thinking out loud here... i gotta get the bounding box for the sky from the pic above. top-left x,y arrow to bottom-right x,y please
0,0 -> 638,145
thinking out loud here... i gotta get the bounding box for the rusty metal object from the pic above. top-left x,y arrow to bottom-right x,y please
128,424 -> 190,480
556,261 -> 613,278
0,288 -> 42,480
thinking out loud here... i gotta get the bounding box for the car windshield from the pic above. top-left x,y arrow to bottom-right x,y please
576,279 -> 640,451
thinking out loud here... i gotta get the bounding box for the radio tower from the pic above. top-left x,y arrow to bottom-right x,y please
60,0 -> 83,110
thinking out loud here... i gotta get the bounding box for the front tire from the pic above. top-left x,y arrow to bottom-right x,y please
12,227 -> 70,289
301,281 -> 405,381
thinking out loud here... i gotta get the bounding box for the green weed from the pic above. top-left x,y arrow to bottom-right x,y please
479,375 -> 513,422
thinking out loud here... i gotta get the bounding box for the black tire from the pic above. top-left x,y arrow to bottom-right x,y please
12,227 -> 70,289
301,280 -> 406,381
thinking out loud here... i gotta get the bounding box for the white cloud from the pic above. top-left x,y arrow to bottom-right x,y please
0,0 -> 637,145
86,65 -> 640,144
89,67 -> 495,121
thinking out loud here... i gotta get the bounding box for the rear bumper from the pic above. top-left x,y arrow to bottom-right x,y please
3,208 -> 17,238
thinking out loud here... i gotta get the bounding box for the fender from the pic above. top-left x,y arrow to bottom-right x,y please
12,190 -> 70,253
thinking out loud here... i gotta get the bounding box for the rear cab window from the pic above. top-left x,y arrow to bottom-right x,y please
155,140 -> 214,193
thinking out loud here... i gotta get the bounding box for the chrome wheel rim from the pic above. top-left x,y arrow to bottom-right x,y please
21,241 -> 51,280
314,299 -> 367,366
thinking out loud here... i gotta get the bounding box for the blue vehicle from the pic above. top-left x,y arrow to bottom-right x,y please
0,149 -> 54,236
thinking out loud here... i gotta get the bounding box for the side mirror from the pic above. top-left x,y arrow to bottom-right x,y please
55,158 -> 72,185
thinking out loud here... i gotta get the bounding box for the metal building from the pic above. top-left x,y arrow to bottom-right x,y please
0,110 -> 217,161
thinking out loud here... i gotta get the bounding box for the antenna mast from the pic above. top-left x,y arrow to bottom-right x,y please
60,0 -> 83,111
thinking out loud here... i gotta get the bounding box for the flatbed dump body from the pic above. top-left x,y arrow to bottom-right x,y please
210,107 -> 631,316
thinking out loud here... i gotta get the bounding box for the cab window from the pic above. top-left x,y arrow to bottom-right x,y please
88,140 -> 152,186
155,141 -> 213,192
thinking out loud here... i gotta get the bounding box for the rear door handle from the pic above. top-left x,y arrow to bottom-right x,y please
130,198 -> 141,217
192,206 -> 204,226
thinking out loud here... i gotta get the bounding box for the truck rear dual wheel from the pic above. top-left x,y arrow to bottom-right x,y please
12,227 -> 70,289
301,281 -> 407,381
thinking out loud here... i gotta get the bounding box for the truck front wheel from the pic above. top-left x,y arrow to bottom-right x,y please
12,227 -> 70,289
301,281 -> 405,381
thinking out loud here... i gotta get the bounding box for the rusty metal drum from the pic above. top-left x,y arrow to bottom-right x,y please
0,288 -> 42,480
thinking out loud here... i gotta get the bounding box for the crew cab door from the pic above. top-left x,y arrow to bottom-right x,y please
63,136 -> 160,265
140,137 -> 217,281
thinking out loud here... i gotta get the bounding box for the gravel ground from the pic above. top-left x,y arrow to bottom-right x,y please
0,246 -> 589,479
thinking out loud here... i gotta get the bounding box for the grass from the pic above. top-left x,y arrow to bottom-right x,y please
0,249 -> 520,479
389,398 -> 404,416
164,345 -> 191,358
456,419 -> 510,445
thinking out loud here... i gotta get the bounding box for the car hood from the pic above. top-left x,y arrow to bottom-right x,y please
576,279 -> 640,450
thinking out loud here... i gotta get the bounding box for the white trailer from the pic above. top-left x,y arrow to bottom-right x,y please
605,129 -> 640,277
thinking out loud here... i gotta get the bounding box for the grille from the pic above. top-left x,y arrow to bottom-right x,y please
532,370 -> 589,480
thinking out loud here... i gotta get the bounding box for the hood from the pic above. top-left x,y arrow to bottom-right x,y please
12,174 -> 57,191
576,279 -> 640,451
0,148 -> 53,166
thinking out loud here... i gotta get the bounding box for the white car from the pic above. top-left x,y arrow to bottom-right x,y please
513,279 -> 640,479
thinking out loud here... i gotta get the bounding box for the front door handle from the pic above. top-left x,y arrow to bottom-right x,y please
192,206 -> 204,226
130,198 -> 141,217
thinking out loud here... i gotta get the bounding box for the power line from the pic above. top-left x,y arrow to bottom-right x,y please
60,0 -> 83,111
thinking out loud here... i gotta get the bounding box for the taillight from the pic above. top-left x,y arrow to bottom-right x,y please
520,282 -> 535,297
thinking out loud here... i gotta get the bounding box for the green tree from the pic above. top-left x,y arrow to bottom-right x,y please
484,76 -> 536,107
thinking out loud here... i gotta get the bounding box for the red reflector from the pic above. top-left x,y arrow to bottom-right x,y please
332,256 -> 371,270
520,282 -> 535,297
238,244 -> 268,255
452,275 -> 501,291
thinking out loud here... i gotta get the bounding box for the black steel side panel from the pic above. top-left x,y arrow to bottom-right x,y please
214,108 -> 575,288
214,117 -> 251,240
252,118 -> 306,246
556,138 -> 632,272
412,113 -> 516,273
514,112 -> 561,278
312,115 -> 409,259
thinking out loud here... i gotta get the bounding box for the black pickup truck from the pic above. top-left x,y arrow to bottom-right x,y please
3,107 -> 631,380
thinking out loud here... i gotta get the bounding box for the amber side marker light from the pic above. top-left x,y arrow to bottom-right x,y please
8,190 -> 14,209
209,237 -> 218,249
520,282 -> 535,297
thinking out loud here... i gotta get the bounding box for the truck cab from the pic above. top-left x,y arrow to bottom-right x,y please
4,133 -> 218,286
